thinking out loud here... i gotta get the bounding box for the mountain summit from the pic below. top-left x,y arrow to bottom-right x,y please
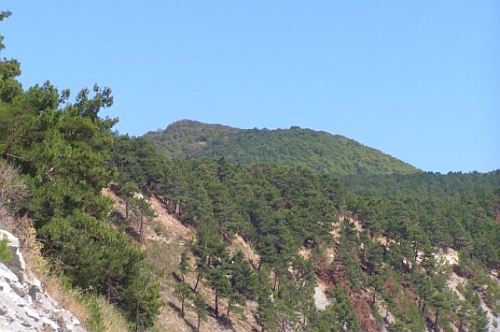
142,119 -> 419,175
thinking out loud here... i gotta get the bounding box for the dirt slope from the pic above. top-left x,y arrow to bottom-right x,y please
103,186 -> 261,332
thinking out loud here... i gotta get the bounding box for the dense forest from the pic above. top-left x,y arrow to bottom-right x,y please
1,8 -> 500,332
143,119 -> 419,175
111,139 -> 500,331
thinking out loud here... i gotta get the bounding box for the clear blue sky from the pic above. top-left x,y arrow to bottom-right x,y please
2,1 -> 499,173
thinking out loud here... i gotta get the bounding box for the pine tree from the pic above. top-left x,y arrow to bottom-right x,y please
206,267 -> 231,317
174,282 -> 193,318
194,293 -> 208,332
124,275 -> 163,331
179,249 -> 190,282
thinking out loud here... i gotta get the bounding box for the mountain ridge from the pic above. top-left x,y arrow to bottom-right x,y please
143,119 -> 420,176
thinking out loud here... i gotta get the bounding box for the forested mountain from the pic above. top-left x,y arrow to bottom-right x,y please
142,119 -> 419,175
2,8 -> 500,332
111,140 -> 500,331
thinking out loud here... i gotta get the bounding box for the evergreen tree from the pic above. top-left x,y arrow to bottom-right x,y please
179,249 -> 190,282
206,267 -> 231,317
174,281 -> 192,318
228,251 -> 258,299
256,294 -> 277,332
124,275 -> 163,331
194,293 -> 208,332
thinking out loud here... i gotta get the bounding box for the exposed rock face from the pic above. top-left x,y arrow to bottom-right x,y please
0,230 -> 86,332
313,281 -> 330,310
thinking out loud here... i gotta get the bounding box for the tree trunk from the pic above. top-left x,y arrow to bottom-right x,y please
135,302 -> 139,332
215,290 -> 219,317
125,200 -> 129,219
414,245 -> 419,263
273,273 -> 280,291
194,272 -> 201,292
181,297 -> 185,318
139,209 -> 144,242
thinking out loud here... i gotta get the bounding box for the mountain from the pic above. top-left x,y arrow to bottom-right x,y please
4,10 -> 500,330
142,119 -> 419,175
108,144 -> 500,332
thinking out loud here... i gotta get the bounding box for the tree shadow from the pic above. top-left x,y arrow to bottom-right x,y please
252,313 -> 262,332
125,226 -> 142,242
216,314 -> 236,331
109,210 -> 126,225
167,301 -> 197,332
171,271 -> 183,283
425,317 -> 439,332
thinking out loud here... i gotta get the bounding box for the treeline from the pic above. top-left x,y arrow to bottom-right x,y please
142,119 -> 419,175
344,171 -> 500,268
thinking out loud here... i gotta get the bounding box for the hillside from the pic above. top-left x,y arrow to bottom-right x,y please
110,137 -> 500,331
142,119 -> 419,175
3,11 -> 500,332
104,179 -> 500,332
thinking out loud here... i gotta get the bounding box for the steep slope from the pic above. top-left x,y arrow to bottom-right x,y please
132,187 -> 500,332
110,132 -> 500,331
110,135 -> 500,331
103,186 -> 262,332
142,119 -> 419,175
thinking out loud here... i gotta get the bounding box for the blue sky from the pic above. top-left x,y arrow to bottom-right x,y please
2,1 -> 499,173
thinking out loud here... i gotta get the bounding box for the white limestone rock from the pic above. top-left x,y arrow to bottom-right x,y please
0,229 -> 26,283
0,229 -> 87,332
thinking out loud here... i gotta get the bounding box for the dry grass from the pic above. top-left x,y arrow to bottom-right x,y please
30,245 -> 131,332
42,277 -> 91,322
103,185 -> 266,332
228,234 -> 260,267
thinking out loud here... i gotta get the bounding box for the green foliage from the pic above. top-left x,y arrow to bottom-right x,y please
206,267 -> 231,317
179,249 -> 190,282
256,293 -> 277,332
87,297 -> 106,332
174,281 -> 193,318
120,126 -> 500,329
346,171 -> 500,270
11,7 -> 500,331
0,235 -> 11,262
310,286 -> 362,332
123,275 -> 163,331
108,135 -> 167,190
194,293 -> 208,332
143,119 -> 419,175
228,251 -> 258,299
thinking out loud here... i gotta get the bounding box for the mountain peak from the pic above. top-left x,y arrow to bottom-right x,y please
143,120 -> 419,175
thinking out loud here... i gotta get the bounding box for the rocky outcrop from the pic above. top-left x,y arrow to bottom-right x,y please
0,230 -> 86,332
